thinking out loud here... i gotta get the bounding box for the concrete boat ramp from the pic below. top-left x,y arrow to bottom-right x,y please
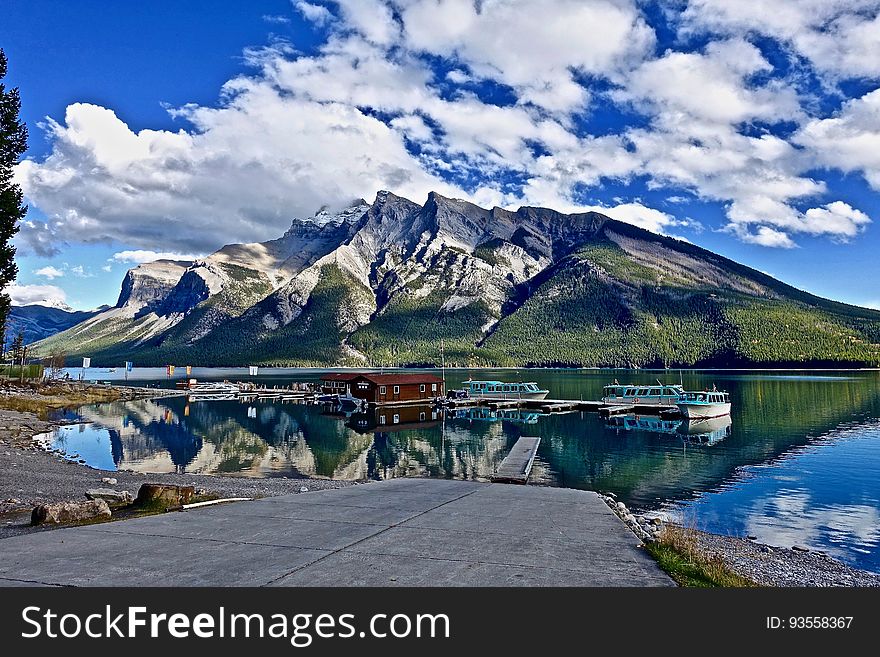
0,479 -> 672,587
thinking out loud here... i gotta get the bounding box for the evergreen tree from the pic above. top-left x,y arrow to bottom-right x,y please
10,330 -> 23,364
0,49 -> 28,338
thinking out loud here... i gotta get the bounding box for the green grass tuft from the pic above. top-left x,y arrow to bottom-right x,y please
644,525 -> 758,588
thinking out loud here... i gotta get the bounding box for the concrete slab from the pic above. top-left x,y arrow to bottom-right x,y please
281,486 -> 481,511
82,513 -> 388,551
344,526 -> 656,572
403,507 -> 622,538
0,530 -> 329,586
269,553 -> 654,587
0,479 -> 673,587
217,500 -> 424,525
0,577 -> 61,587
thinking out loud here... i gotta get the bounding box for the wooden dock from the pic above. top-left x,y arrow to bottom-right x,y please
446,396 -> 679,418
185,380 -> 681,420
491,436 -> 541,484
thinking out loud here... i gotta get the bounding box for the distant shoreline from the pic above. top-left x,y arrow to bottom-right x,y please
62,365 -> 880,375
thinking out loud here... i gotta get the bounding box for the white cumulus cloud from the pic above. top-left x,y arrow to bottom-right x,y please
796,89 -> 880,190
680,0 -> 880,80
7,283 -> 70,309
33,266 -> 64,279
12,0 -> 877,257
294,1 -> 333,26
110,250 -> 204,264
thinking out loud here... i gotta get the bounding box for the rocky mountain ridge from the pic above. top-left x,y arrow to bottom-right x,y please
31,191 -> 880,368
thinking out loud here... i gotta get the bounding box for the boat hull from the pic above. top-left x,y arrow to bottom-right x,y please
676,401 -> 731,419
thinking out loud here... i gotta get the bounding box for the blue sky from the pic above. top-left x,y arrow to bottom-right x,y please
2,0 -> 880,310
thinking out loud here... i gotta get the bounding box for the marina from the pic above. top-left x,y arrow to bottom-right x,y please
41,366 -> 880,574
174,373 -> 695,420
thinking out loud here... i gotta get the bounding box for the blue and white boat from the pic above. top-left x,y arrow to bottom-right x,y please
458,380 -> 550,400
601,383 -> 685,406
676,390 -> 731,419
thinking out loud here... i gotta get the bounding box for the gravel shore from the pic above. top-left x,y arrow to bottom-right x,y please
690,531 -> 880,587
600,494 -> 880,587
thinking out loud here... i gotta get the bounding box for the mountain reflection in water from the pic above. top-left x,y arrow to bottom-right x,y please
38,368 -> 880,572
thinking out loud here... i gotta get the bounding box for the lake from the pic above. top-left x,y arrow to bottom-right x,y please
44,367 -> 880,573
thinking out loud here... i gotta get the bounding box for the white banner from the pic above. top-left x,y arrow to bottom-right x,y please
248,365 -> 259,376
82,357 -> 91,368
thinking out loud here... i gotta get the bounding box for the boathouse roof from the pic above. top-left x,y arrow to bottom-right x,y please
321,372 -> 444,385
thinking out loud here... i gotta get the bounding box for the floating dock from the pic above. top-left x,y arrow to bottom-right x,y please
184,380 -> 681,419
448,396 -> 679,417
491,436 -> 541,484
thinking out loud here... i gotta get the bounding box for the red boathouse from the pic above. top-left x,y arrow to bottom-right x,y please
319,372 -> 445,405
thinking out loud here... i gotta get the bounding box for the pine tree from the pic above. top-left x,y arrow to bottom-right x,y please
0,49 -> 28,338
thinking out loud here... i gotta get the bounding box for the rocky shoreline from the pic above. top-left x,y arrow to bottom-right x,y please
600,493 -> 880,587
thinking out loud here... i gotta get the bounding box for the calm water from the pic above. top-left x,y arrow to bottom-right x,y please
44,367 -> 880,573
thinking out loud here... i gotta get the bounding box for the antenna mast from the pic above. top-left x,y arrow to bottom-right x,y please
440,338 -> 446,395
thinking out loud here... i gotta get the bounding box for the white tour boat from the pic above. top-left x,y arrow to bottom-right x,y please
675,390 -> 731,419
458,380 -> 550,400
601,383 -> 685,406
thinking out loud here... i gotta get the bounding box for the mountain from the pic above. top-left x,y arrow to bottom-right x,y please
4,304 -> 106,346
31,191 -> 880,368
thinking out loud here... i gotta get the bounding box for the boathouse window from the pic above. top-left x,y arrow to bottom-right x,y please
379,415 -> 386,424
393,414 -> 400,424
379,386 -> 386,395
419,412 -> 426,421
420,384 -> 425,392
432,383 -> 437,392
393,386 -> 400,394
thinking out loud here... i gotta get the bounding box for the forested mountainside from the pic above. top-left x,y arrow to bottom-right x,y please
5,304 -> 104,345
32,191 -> 880,368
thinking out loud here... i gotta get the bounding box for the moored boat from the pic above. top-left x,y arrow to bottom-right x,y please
455,380 -> 550,400
676,390 -> 731,419
187,381 -> 241,398
602,383 -> 684,406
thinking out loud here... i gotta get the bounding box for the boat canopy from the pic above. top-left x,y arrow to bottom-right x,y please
678,391 -> 730,403
464,380 -> 546,393
603,384 -> 684,397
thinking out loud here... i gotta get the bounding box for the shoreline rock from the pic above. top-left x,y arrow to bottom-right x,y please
32,499 -> 112,526
86,488 -> 134,506
135,483 -> 195,509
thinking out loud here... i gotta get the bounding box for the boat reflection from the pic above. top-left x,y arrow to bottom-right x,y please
605,413 -> 732,445
448,407 -> 543,424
